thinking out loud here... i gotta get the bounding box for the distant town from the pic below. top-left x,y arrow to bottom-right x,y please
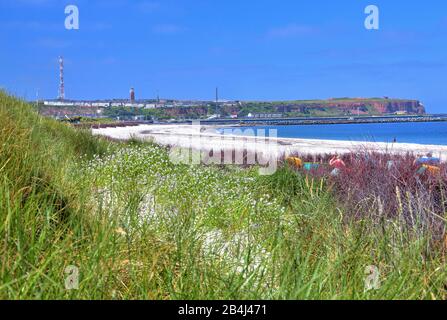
34,57 -> 429,123
39,96 -> 240,114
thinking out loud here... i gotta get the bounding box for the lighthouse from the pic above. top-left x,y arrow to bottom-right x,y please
130,88 -> 135,103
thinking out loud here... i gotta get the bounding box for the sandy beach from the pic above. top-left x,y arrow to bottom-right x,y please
92,124 -> 447,161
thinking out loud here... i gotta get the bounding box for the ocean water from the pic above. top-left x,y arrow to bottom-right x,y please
216,122 -> 447,146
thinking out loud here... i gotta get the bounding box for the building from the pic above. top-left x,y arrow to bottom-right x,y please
130,88 -> 135,102
92,102 -> 110,107
252,113 -> 283,119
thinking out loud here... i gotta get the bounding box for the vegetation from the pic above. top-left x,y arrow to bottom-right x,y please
0,91 -> 445,299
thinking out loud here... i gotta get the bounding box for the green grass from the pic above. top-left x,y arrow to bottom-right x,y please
0,91 -> 445,299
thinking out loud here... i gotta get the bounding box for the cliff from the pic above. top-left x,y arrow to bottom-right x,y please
154,98 -> 426,119
239,98 -> 425,116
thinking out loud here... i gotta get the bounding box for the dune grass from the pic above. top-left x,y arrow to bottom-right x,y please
0,91 -> 446,300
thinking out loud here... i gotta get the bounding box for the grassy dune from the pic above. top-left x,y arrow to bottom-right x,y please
0,91 -> 446,299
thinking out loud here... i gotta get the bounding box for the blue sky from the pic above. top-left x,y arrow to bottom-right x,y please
0,0 -> 446,112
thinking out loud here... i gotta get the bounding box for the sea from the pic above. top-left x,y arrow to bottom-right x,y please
216,122 -> 447,146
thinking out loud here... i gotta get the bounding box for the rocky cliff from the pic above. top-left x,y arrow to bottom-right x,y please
159,99 -> 426,118
252,98 -> 426,116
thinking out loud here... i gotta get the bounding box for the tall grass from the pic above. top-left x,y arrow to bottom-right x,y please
0,91 -> 446,299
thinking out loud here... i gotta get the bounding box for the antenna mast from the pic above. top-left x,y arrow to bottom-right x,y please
58,56 -> 65,100
215,87 -> 219,104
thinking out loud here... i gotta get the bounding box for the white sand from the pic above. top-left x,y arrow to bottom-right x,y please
92,124 -> 447,161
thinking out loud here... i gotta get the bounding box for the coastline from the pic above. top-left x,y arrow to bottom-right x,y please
92,124 -> 447,161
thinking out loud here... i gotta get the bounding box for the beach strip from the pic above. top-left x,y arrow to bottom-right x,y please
92,124 -> 447,161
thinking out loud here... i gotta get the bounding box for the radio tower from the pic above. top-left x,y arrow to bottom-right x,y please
215,87 -> 219,104
58,56 -> 65,100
